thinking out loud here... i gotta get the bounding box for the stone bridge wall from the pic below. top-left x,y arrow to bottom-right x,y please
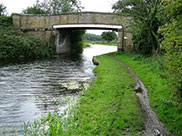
12,12 -> 133,52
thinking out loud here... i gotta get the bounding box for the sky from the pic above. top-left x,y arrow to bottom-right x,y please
1,0 -> 118,35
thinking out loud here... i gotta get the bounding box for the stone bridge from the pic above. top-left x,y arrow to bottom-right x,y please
12,12 -> 133,53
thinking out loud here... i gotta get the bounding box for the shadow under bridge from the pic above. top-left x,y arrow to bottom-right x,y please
53,24 -> 123,54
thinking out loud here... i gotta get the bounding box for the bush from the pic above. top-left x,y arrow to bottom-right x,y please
159,0 -> 182,97
85,33 -> 103,41
0,16 -> 12,27
70,30 -> 85,54
0,16 -> 55,62
132,24 -> 153,55
101,31 -> 117,42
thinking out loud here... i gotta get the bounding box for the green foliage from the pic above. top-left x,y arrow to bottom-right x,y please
47,0 -> 83,13
70,30 -> 85,54
113,0 -> 165,55
0,16 -> 55,62
132,22 -> 157,55
27,0 -> 83,14
158,0 -> 182,96
85,33 -> 103,41
163,0 -> 182,19
114,53 -> 182,136
0,3 -> 7,15
22,5 -> 47,14
101,31 -> 117,42
0,16 -> 12,27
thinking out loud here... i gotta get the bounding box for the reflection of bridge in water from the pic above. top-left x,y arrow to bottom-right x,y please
12,12 -> 133,53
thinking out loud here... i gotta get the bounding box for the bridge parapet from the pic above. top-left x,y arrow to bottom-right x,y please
12,12 -> 129,30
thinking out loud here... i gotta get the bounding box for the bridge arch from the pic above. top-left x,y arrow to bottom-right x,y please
12,12 -> 133,53
53,23 -> 123,53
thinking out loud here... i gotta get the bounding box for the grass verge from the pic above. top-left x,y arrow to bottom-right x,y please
24,54 -> 144,136
113,52 -> 182,136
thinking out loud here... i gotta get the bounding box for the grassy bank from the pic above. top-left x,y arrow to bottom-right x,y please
25,54 -> 144,135
113,53 -> 182,136
69,54 -> 144,135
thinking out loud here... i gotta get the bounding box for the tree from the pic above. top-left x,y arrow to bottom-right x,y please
101,31 -> 117,42
159,0 -> 182,96
22,5 -> 47,14
85,33 -> 103,41
0,3 -> 7,16
23,0 -> 83,14
113,0 -> 165,55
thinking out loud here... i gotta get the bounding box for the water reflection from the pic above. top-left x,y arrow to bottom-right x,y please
0,45 -> 117,134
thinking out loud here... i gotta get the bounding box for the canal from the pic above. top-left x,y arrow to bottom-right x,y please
0,45 -> 117,135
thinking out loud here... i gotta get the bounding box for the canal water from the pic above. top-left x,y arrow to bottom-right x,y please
0,45 -> 117,135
